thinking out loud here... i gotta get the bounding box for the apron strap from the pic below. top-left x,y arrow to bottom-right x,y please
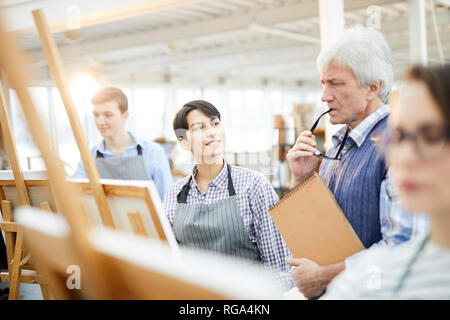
176,176 -> 192,204
226,164 -> 236,196
177,164 -> 236,203
96,144 -> 142,158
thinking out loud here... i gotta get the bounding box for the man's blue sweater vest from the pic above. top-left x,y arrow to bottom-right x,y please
319,115 -> 388,248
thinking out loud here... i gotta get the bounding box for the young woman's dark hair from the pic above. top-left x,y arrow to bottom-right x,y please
405,64 -> 450,124
173,100 -> 221,140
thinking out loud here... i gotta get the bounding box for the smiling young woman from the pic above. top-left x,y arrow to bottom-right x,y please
163,100 -> 292,289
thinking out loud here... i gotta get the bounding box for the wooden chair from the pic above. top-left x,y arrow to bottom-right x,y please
16,206 -> 283,300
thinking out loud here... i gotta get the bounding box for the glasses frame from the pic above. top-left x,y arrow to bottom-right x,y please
383,125 -> 450,160
310,110 -> 355,161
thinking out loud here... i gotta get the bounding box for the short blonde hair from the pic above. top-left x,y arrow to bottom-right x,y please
91,86 -> 128,114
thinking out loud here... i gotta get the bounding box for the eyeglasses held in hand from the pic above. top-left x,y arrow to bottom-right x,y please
310,110 -> 355,161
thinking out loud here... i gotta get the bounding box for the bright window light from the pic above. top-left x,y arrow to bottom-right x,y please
70,73 -> 98,101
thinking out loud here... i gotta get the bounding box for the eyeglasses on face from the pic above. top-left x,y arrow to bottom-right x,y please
310,109 -> 355,161
381,124 -> 450,160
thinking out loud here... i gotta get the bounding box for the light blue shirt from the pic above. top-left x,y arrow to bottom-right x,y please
73,132 -> 173,200
330,105 -> 430,267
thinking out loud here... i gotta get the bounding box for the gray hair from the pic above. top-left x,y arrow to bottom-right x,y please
317,26 -> 394,104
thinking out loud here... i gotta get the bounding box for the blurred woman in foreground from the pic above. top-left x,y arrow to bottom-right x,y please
322,64 -> 450,299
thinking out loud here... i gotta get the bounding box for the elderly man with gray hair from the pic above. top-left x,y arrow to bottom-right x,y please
285,27 -> 429,298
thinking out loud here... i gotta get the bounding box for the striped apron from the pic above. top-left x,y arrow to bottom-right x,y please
173,164 -> 261,261
95,144 -> 148,180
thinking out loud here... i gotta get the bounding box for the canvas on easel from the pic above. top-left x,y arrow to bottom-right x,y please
70,178 -> 179,255
15,206 -> 283,300
0,170 -> 56,210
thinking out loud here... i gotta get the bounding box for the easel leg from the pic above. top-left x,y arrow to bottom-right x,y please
8,227 -> 23,300
39,283 -> 52,300
1,201 -> 15,278
39,202 -> 52,212
127,211 -> 148,237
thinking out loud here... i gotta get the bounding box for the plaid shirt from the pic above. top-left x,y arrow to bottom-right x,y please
163,163 -> 292,287
329,105 -> 430,266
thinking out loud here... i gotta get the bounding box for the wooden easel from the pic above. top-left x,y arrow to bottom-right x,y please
0,11 -> 283,300
0,10 -> 111,300
32,9 -> 150,236
0,85 -> 52,299
0,8 -> 167,298
1,10 -> 164,299
33,9 -> 115,229
0,177 -> 56,300
0,10 -> 179,300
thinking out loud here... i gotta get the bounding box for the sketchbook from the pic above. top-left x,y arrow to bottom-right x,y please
269,172 -> 364,265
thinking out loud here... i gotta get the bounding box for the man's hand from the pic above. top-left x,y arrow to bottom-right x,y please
285,257 -> 326,298
286,131 -> 319,185
285,257 -> 345,298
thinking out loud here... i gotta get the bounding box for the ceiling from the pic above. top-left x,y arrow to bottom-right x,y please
1,0 -> 449,88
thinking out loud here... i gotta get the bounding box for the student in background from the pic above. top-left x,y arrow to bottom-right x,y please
322,64 -> 450,299
73,86 -> 172,200
163,100 -> 292,288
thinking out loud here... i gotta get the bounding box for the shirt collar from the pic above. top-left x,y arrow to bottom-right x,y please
191,161 -> 228,193
98,132 -> 144,155
332,105 -> 390,148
